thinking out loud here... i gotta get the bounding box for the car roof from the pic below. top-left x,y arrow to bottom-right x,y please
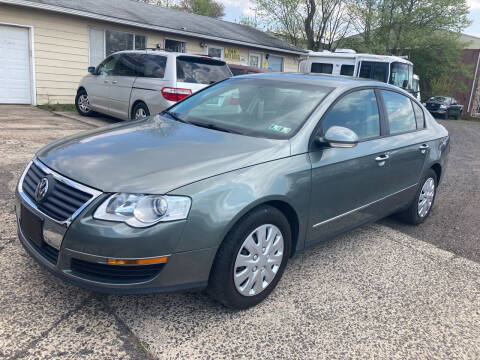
234,72 -> 401,91
113,49 -> 223,60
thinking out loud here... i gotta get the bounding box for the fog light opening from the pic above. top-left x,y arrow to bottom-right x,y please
107,256 -> 169,265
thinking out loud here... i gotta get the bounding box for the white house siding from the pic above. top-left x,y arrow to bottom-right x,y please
0,4 -> 300,105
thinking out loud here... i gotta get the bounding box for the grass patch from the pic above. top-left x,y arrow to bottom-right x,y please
38,104 -> 76,112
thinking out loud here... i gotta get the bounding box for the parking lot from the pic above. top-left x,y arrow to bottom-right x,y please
0,105 -> 479,359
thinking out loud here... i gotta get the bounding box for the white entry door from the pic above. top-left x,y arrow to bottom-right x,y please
0,25 -> 32,104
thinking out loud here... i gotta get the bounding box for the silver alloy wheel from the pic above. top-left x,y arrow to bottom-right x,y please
233,224 -> 284,297
78,94 -> 90,113
135,107 -> 147,120
418,177 -> 435,218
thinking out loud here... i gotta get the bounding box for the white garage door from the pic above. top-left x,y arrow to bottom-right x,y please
0,25 -> 32,104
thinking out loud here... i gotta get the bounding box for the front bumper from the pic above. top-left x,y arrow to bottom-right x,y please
15,191 -> 215,294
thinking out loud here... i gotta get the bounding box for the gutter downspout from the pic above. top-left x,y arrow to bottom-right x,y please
467,51 -> 480,114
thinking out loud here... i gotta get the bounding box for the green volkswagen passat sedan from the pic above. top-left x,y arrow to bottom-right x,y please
16,74 -> 449,309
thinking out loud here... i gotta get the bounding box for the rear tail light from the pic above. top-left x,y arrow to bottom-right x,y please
161,87 -> 192,102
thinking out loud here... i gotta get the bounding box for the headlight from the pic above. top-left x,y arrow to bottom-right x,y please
440,104 -> 447,109
94,193 -> 191,228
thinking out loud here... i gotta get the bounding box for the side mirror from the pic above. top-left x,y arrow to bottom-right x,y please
402,79 -> 409,89
88,66 -> 96,75
316,126 -> 359,148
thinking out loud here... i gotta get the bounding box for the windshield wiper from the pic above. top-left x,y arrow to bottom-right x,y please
190,121 -> 242,135
161,110 -> 190,124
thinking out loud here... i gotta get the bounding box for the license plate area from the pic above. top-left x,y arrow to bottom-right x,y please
20,204 -> 44,248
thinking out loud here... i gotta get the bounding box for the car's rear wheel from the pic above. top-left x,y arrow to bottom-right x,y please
208,205 -> 291,309
131,102 -> 150,120
398,169 -> 438,225
75,89 -> 94,117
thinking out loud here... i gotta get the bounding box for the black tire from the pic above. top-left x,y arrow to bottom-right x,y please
131,102 -> 150,120
208,205 -> 292,310
75,89 -> 95,117
398,169 -> 438,225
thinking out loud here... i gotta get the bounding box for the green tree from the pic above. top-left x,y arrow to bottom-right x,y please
177,0 -> 225,18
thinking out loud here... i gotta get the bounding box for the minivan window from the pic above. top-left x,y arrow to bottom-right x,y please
176,56 -> 231,84
168,78 -> 331,139
97,56 -> 117,76
381,90 -> 417,134
113,54 -> 138,77
322,89 -> 380,141
412,101 -> 425,129
311,63 -> 333,74
340,65 -> 354,76
138,55 -> 167,78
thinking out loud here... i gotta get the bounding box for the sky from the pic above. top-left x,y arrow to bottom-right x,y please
219,0 -> 480,38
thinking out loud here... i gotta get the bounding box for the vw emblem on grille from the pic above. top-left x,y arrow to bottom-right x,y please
35,177 -> 49,203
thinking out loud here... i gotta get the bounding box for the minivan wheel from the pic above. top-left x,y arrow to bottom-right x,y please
208,205 -> 291,309
131,102 -> 150,120
75,89 -> 94,117
398,169 -> 438,225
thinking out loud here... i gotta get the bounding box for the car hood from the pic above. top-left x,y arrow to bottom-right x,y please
36,115 -> 290,194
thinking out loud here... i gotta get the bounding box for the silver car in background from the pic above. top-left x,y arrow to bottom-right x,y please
75,50 -> 232,120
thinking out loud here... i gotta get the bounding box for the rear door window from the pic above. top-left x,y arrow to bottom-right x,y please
176,56 -> 231,84
321,89 -> 380,141
311,63 -> 333,74
412,101 -> 425,129
381,90 -> 417,134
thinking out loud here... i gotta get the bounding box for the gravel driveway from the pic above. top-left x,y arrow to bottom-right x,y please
0,106 -> 478,360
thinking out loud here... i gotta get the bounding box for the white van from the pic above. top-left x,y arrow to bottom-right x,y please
76,50 -> 232,121
299,49 -> 415,92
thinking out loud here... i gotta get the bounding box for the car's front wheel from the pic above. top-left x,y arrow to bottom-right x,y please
75,89 -> 94,117
208,205 -> 291,309
398,169 -> 438,225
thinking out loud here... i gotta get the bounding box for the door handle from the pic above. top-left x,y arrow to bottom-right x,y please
419,144 -> 429,154
112,80 -> 118,84
375,154 -> 389,167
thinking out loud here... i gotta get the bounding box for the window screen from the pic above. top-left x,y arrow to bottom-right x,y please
165,39 -> 186,53
322,89 -> 380,141
106,30 -> 133,57
381,90 -> 417,134
311,63 -> 333,74
208,47 -> 223,59
89,27 -> 105,67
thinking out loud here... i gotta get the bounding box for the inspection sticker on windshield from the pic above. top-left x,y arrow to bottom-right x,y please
268,124 -> 291,134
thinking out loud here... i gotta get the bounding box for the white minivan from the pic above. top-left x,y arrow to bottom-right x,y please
75,50 -> 232,120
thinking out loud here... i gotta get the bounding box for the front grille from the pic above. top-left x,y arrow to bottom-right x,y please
24,235 -> 59,265
70,258 -> 164,283
22,162 -> 93,222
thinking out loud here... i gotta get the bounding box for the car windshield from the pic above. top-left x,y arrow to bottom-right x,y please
167,78 -> 332,139
429,96 -> 447,103
389,62 -> 413,89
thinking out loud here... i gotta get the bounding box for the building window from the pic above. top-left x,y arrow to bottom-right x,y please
207,46 -> 223,59
268,55 -> 284,72
88,27 -> 146,66
165,39 -> 186,53
249,52 -> 262,68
